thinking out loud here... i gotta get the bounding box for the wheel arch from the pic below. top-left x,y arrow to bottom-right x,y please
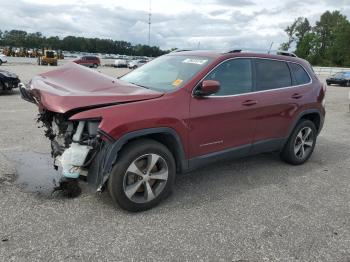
102,127 -> 188,178
288,109 -> 323,138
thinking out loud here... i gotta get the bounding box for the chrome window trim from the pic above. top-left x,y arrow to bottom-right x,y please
192,57 -> 313,98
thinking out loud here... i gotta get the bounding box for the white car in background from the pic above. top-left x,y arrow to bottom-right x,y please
128,59 -> 148,69
0,54 -> 8,65
114,59 -> 128,68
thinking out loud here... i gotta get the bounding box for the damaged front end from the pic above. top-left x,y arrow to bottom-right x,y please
37,110 -> 113,193
19,63 -> 164,196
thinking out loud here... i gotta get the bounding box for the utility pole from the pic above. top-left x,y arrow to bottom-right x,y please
148,0 -> 152,46
268,42 -> 274,54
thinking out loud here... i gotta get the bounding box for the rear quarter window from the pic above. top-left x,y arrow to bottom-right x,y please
255,59 -> 292,91
289,63 -> 311,85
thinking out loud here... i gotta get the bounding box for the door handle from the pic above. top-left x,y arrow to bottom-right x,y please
291,93 -> 303,99
242,100 -> 258,106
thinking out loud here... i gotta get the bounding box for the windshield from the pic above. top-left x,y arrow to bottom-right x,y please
120,55 -> 212,92
334,72 -> 344,78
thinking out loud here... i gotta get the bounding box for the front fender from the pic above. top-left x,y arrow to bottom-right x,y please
88,127 -> 188,190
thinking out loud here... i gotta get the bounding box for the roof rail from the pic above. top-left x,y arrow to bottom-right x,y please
225,49 -> 298,58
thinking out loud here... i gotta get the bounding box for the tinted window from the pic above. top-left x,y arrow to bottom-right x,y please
255,59 -> 292,91
290,63 -> 310,85
204,58 -> 252,96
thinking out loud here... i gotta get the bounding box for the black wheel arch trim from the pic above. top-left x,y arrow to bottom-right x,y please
287,108 -> 324,139
96,127 -> 188,188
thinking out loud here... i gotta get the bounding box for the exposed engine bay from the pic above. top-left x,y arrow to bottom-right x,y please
37,110 -> 106,195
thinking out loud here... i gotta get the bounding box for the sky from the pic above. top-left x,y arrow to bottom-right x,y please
0,0 -> 349,50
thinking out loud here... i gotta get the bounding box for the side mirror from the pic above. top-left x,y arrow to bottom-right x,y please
194,80 -> 220,97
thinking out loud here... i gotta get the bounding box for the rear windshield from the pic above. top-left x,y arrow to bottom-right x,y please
120,55 -> 212,92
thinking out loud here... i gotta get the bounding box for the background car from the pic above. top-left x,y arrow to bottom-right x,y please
73,56 -> 100,68
0,69 -> 20,93
114,59 -> 128,68
128,59 -> 148,69
0,54 -> 8,65
326,72 -> 350,86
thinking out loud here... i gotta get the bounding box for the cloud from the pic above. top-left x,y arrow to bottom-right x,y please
0,0 -> 348,51
212,0 -> 255,6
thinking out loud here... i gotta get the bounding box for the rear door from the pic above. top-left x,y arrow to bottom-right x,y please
189,58 -> 258,158
251,58 -> 312,152
81,56 -> 88,66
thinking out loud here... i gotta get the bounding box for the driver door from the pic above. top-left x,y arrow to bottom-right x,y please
189,58 -> 258,161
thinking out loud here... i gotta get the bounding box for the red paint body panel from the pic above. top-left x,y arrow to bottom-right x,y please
70,89 -> 191,158
29,63 -> 163,113
189,94 -> 258,157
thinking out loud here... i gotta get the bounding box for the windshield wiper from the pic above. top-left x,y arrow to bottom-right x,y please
129,82 -> 150,89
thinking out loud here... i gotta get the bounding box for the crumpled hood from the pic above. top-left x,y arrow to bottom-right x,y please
28,62 -> 163,113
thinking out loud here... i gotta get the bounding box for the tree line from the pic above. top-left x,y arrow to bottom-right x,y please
0,30 -> 169,57
281,10 -> 350,67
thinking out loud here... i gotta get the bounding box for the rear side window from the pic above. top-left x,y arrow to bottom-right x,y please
289,63 -> 311,85
255,59 -> 292,91
204,58 -> 252,96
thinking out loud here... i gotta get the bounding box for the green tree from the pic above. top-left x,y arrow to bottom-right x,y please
0,28 -> 169,57
314,11 -> 348,58
280,17 -> 310,51
282,10 -> 350,66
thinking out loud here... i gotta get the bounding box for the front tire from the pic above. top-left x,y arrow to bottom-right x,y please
108,139 -> 176,212
281,120 -> 317,165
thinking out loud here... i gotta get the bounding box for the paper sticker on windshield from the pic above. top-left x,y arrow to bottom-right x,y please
172,79 -> 183,87
182,58 -> 208,65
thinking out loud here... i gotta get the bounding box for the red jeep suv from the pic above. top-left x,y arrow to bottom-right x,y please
20,50 -> 326,211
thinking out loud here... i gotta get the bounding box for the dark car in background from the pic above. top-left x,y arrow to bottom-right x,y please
326,72 -> 350,86
0,69 -> 20,93
73,56 -> 101,68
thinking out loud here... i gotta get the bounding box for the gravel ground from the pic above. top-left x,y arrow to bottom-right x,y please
0,59 -> 349,262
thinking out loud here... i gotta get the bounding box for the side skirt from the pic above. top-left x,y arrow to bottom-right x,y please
188,138 -> 287,171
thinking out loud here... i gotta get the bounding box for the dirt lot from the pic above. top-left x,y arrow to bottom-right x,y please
0,59 -> 349,261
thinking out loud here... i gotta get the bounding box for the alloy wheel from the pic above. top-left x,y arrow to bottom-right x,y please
294,127 -> 314,160
123,153 -> 169,204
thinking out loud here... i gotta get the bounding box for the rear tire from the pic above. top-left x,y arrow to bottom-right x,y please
0,60 -> 2,66
93,63 -> 98,68
281,120 -> 317,165
108,139 -> 176,212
